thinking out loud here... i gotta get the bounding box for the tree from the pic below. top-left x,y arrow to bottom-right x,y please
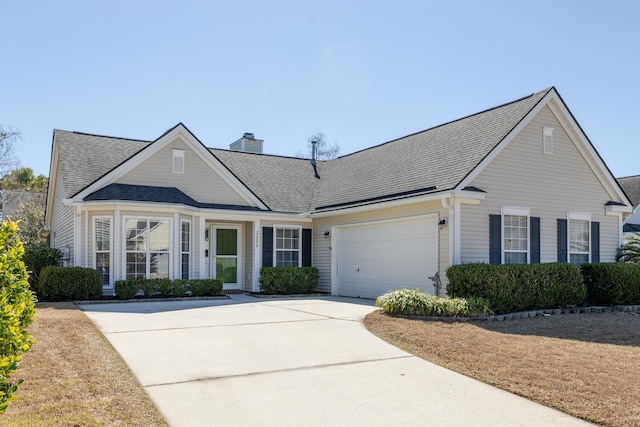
0,127 -> 19,179
616,233 -> 640,263
295,132 -> 340,160
0,167 -> 48,191
10,200 -> 46,246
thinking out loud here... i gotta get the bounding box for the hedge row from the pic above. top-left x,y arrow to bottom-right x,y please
114,278 -> 223,299
37,266 -> 102,301
446,263 -> 586,314
581,263 -> 640,305
259,267 -> 319,294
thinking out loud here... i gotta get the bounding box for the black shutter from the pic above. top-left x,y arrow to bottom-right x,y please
262,227 -> 273,267
530,217 -> 540,264
591,221 -> 600,263
557,219 -> 567,263
489,214 -> 501,264
302,228 -> 312,266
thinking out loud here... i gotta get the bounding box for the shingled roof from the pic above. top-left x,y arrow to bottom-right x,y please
53,88 -> 553,213
617,175 -> 640,208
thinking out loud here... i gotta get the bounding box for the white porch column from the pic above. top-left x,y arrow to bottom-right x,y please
199,216 -> 206,279
253,219 -> 261,292
114,209 -> 121,282
73,205 -> 82,266
173,212 -> 180,280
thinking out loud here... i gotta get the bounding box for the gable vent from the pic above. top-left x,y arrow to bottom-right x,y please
543,127 -> 554,154
173,149 -> 185,174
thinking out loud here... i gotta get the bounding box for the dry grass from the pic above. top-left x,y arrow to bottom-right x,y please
364,310 -> 640,427
2,302 -> 167,426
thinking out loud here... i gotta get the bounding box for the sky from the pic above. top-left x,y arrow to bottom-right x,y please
2,0 -> 639,178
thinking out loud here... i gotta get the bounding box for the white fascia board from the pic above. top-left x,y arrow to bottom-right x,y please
71,124 -> 268,210
606,204 -> 633,215
310,190 -> 475,218
69,200 -> 312,223
457,90 -> 553,189
44,142 -> 60,225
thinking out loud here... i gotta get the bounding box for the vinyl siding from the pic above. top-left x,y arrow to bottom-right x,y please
116,138 -> 252,207
462,105 -> 620,263
312,200 -> 449,293
51,170 -> 74,264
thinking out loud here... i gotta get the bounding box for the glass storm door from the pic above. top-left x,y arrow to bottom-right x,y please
210,225 -> 241,289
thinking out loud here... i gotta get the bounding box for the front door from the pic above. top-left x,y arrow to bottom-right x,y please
210,225 -> 242,290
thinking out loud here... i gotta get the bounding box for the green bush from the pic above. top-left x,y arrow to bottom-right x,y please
0,221 -> 36,412
113,278 -> 223,299
375,289 -> 492,317
581,263 -> 640,305
258,267 -> 319,294
446,263 -> 586,314
22,243 -> 61,289
37,266 -> 102,301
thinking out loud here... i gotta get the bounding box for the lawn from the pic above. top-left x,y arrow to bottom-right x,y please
365,309 -> 640,427
2,302 -> 168,426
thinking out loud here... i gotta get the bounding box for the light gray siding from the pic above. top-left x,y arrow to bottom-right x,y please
461,105 -> 620,264
117,138 -> 253,207
50,170 -> 74,265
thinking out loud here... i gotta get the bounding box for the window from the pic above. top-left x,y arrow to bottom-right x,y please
504,215 -> 528,264
501,207 -> 530,264
173,149 -> 185,174
125,218 -> 170,279
94,217 -> 111,286
181,220 -> 190,280
274,226 -> 301,267
569,216 -> 590,265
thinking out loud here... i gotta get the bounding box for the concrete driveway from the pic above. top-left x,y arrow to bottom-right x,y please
81,294 -> 592,426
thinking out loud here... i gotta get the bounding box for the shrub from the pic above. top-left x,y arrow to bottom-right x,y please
37,266 -> 102,301
22,243 -> 61,289
258,267 -> 319,294
113,278 -> 223,299
581,262 -> 640,305
446,263 -> 586,314
0,221 -> 36,412
375,289 -> 492,317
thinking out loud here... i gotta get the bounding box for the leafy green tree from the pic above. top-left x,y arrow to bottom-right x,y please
0,220 -> 36,413
616,233 -> 640,263
0,167 -> 48,191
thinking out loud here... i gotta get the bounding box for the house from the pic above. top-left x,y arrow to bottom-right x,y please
44,87 -> 633,298
617,175 -> 640,237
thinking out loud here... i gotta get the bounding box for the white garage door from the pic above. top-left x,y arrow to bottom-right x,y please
335,215 -> 438,299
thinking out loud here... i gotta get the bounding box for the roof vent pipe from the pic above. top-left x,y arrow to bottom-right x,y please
311,139 -> 320,179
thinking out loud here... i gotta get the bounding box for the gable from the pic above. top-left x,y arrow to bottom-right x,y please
469,104 -> 617,208
115,136 -> 252,207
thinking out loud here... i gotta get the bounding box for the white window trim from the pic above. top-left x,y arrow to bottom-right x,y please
180,219 -> 192,280
122,216 -> 173,280
501,206 -> 530,264
93,216 -> 113,287
567,211 -> 591,264
173,149 -> 185,174
273,224 -> 302,267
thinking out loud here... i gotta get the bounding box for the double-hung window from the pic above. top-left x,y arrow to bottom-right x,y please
502,207 -> 529,264
274,226 -> 301,267
569,213 -> 590,265
94,217 -> 111,286
125,218 -> 170,279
